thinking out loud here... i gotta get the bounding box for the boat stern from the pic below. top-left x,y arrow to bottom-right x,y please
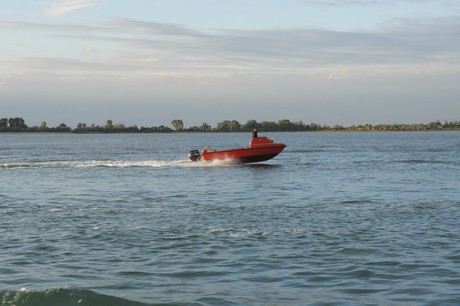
188,150 -> 201,162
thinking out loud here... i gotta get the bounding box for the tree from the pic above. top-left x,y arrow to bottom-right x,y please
332,124 -> 344,130
278,119 -> 292,131
171,119 -> 184,131
105,119 -> 113,129
8,117 -> 26,129
242,120 -> 259,131
200,122 -> 211,131
217,120 -> 241,131
309,123 -> 322,131
55,123 -> 71,132
40,121 -> 47,129
259,121 -> 277,131
0,118 -> 7,128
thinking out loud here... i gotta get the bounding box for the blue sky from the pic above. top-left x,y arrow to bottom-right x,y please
1,0 -> 459,127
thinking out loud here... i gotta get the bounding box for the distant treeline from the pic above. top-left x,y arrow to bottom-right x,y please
1,117 -> 460,133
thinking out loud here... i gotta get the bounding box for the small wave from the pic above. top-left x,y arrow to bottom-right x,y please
286,229 -> 306,235
397,159 -> 454,165
0,288 -> 155,306
207,227 -> 230,233
228,229 -> 270,238
290,149 -> 327,153
207,227 -> 269,238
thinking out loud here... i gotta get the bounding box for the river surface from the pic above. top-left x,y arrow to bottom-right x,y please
1,132 -> 459,306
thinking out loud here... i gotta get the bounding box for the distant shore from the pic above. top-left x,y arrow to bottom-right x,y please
1,118 -> 459,133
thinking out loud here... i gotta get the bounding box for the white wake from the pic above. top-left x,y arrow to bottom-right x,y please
1,159 -> 238,169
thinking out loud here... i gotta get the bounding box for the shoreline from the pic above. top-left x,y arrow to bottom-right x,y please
1,129 -> 459,134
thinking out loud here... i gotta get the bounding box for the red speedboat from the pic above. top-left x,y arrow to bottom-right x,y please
189,136 -> 286,163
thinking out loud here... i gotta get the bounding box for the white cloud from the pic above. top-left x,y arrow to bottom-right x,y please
3,15 -> 460,85
45,0 -> 100,17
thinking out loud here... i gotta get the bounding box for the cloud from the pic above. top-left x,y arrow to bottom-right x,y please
0,20 -> 98,31
98,17 -> 460,75
109,19 -> 207,38
45,0 -> 100,17
2,16 -> 460,79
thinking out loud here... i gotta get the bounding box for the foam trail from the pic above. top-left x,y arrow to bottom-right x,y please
0,159 -> 239,169
1,160 -> 189,169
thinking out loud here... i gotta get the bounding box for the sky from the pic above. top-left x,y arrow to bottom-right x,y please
1,0 -> 459,128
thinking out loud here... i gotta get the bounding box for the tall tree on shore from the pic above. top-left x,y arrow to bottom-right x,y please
242,120 -> 259,131
200,122 -> 211,131
8,117 -> 26,129
105,119 -> 113,129
217,120 -> 241,131
171,119 -> 184,131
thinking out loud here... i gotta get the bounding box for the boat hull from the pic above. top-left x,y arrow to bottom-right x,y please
200,137 -> 286,163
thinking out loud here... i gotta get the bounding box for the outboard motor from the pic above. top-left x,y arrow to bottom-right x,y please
189,150 -> 201,162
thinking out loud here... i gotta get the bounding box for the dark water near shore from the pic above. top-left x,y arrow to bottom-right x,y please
1,132 -> 459,306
